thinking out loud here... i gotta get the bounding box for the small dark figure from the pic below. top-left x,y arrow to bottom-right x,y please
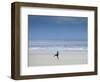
54,51 -> 59,60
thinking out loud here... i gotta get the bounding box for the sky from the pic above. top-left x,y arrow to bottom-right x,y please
28,15 -> 88,41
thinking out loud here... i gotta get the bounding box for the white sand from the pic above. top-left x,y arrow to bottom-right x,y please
28,50 -> 88,66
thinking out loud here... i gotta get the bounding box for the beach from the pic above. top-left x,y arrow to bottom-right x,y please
28,49 -> 88,66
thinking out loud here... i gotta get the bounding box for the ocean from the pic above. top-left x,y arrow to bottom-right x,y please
29,40 -> 87,53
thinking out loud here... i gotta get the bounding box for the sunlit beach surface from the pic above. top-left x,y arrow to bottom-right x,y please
28,47 -> 88,66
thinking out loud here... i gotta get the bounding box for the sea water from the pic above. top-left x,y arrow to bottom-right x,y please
29,40 -> 87,53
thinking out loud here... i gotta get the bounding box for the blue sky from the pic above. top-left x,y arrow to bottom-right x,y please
28,15 -> 88,41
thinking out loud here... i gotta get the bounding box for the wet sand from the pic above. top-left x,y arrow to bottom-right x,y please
28,50 -> 88,66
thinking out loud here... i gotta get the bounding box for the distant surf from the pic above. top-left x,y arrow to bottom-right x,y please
29,40 -> 88,53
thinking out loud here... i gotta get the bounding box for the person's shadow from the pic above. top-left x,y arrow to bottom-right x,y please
54,51 -> 59,60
